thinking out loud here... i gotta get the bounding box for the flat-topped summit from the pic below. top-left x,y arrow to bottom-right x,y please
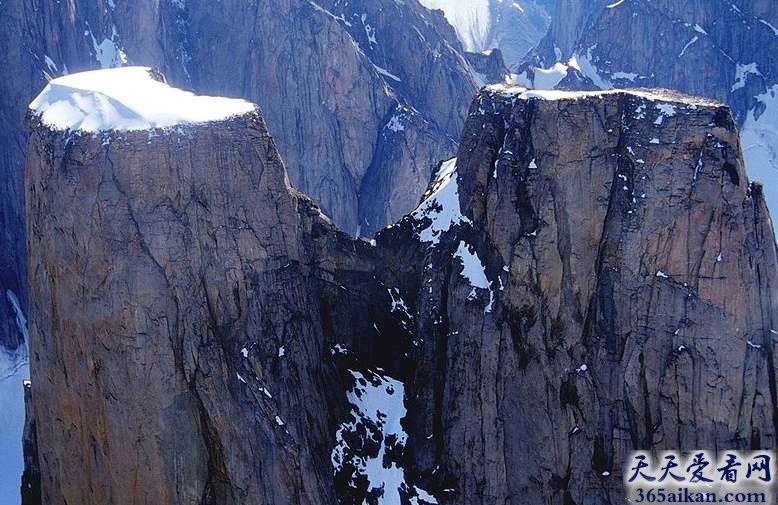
28,67 -> 256,132
484,83 -> 724,107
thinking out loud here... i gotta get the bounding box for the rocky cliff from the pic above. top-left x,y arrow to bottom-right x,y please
24,70 -> 778,505
0,0 -> 480,361
24,68 -> 410,505
518,0 -> 778,227
379,85 -> 778,503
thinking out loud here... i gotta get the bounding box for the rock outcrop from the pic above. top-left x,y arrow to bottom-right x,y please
0,0 -> 479,357
379,85 -> 778,503
522,0 -> 778,226
24,71 -> 778,505
24,69 -> 400,505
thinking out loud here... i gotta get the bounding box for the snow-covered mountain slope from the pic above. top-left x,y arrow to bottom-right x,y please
520,0 -> 778,228
0,290 -> 29,505
0,357 -> 27,505
418,0 -> 552,65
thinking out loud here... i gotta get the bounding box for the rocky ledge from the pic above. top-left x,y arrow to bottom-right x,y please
23,72 -> 778,505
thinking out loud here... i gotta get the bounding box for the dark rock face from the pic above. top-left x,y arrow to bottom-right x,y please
378,86 -> 778,504
465,49 -> 510,85
21,382 -> 40,505
25,80 -> 778,505
523,0 -> 778,225
0,0 -> 478,353
25,108 -> 379,504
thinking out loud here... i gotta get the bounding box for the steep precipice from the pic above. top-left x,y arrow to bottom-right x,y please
24,70 -> 778,505
24,68 -> 414,505
379,85 -> 778,503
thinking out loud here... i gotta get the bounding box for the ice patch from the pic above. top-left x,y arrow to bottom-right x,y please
611,71 -> 639,81
29,67 -> 255,132
0,292 -> 29,505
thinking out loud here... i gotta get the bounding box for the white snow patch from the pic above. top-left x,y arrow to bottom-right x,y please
731,63 -> 762,92
86,25 -> 127,69
679,36 -> 698,57
386,114 -> 406,132
411,158 -> 472,244
656,270 -> 669,278
532,62 -> 569,90
611,71 -> 639,82
388,288 -> 413,328
29,67 -> 255,132
454,241 -> 494,313
758,19 -> 778,36
332,369 -> 437,504
373,64 -> 402,82
308,1 -> 353,26
278,346 -> 286,358
573,46 -> 611,90
654,104 -> 677,125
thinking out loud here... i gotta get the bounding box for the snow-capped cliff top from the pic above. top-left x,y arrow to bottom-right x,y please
485,84 -> 722,107
29,67 -> 256,132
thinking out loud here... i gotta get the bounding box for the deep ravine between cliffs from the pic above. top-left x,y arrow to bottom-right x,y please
21,68 -> 778,505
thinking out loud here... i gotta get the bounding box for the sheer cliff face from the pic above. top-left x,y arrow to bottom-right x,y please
24,107 -> 380,504
378,87 -> 778,504
0,0 -> 477,352
25,72 -> 778,505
